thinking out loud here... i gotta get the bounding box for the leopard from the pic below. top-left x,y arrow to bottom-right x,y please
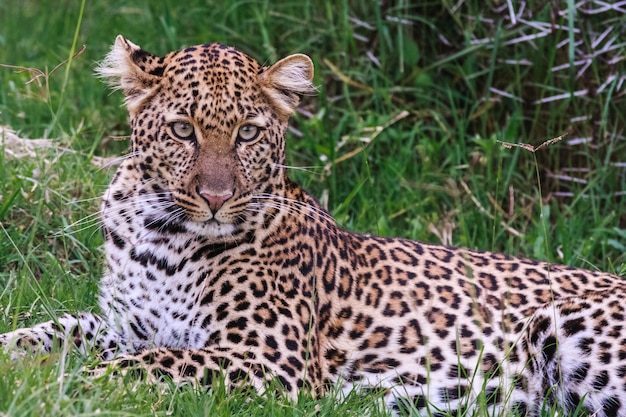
2,35 -> 626,417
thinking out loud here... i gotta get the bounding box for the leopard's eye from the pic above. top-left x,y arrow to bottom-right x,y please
237,124 -> 261,143
170,122 -> 195,140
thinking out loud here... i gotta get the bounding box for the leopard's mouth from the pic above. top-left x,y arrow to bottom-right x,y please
174,201 -> 237,233
170,188 -> 254,235
182,208 -> 223,224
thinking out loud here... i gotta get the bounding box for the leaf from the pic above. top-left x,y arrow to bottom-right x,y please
402,38 -> 420,68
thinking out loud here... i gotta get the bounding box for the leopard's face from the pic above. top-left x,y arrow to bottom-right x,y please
99,37 -> 315,238
135,45 -> 284,235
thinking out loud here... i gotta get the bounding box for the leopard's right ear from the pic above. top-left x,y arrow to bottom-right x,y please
96,35 -> 165,113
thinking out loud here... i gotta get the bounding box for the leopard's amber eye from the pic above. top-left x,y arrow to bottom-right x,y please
237,124 -> 261,143
170,122 -> 195,140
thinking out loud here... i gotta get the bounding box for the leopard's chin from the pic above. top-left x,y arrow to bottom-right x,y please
185,219 -> 237,239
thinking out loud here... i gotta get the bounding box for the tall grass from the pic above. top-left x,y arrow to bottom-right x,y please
1,0 -> 625,415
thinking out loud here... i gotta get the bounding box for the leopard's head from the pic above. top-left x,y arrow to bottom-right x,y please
98,36 -> 315,238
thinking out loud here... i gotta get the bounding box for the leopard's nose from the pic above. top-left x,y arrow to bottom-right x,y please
200,191 -> 233,212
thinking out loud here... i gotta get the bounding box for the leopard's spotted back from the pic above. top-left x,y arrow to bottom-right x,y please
2,36 -> 626,417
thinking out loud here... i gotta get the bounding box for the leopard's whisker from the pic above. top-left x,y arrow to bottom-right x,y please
251,194 -> 337,225
247,202 -> 338,235
54,212 -> 104,237
271,163 -> 323,175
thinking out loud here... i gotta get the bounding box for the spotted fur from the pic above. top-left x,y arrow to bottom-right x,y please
2,35 -> 626,416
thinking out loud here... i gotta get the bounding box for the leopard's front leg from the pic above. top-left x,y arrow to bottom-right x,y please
0,312 -> 118,358
91,347 -> 303,396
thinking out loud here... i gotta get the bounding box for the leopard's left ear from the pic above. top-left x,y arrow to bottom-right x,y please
96,35 -> 165,113
259,54 -> 316,116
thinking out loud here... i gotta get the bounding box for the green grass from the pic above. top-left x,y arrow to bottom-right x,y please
1,0 -> 625,416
